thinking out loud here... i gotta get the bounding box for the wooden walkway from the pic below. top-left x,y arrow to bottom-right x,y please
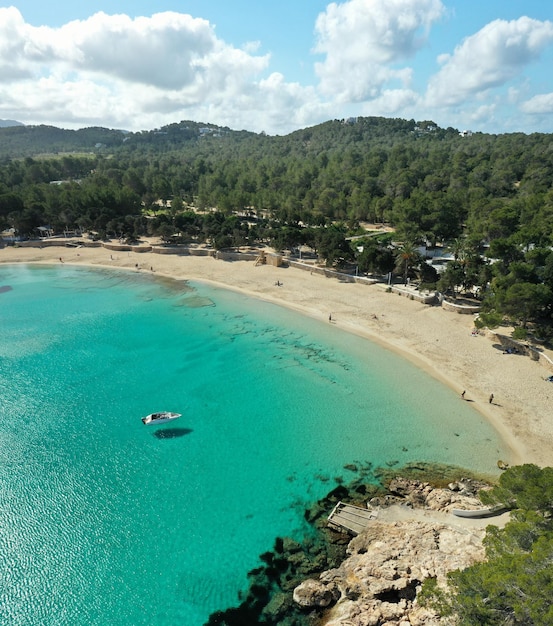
327,501 -> 377,535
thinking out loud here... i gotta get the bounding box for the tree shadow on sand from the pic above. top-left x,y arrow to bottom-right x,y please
492,343 -> 523,355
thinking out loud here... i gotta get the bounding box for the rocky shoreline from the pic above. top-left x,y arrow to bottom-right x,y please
207,463 -> 500,625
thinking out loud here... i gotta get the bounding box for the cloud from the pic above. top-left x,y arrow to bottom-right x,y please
426,17 -> 553,107
0,7 -> 279,130
314,0 -> 444,101
520,92 -> 553,114
0,9 -> 270,90
60,12 -> 220,90
0,7 -> 37,80
359,88 -> 420,116
140,72 -> 325,134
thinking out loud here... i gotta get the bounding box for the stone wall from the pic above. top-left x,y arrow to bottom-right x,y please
215,251 -> 258,261
151,246 -> 214,256
287,260 -> 379,285
15,239 -> 102,248
494,333 -> 553,372
102,243 -> 152,253
441,298 -> 480,314
389,284 -> 438,304
265,253 -> 283,267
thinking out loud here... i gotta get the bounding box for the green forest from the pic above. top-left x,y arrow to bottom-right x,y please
421,464 -> 553,625
1,116 -> 553,340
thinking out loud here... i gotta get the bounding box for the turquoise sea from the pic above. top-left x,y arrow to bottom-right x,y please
0,265 -> 510,625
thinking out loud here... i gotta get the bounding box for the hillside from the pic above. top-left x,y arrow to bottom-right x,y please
0,125 -> 130,158
0,116 -> 456,159
0,120 -> 257,159
0,119 -> 23,129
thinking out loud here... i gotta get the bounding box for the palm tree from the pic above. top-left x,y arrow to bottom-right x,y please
394,241 -> 422,285
451,237 -> 484,294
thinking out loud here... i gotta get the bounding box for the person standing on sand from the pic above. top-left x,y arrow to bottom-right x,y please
489,393 -> 494,404
461,390 -> 466,399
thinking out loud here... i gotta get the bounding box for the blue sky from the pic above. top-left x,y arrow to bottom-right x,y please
1,1 -> 553,135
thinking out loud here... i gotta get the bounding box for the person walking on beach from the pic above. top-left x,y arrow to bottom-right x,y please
489,393 -> 494,404
461,390 -> 466,399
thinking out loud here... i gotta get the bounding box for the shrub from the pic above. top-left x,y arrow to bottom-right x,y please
474,311 -> 503,330
512,327 -> 528,340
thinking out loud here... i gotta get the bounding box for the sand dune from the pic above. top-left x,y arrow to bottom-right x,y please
2,242 -> 553,467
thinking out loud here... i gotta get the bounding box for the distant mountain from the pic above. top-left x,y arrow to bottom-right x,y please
0,125 -> 131,158
0,119 -> 24,128
0,116 -> 468,159
0,120 -> 253,158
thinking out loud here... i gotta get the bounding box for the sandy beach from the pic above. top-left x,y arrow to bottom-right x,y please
2,242 -> 553,468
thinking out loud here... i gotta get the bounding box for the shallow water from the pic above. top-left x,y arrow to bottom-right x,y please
0,265 -> 509,625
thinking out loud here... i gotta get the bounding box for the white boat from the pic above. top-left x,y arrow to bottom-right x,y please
141,411 -> 181,425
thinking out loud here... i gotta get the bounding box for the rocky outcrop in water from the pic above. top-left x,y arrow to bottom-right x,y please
295,517 -> 485,625
293,476 -> 495,626
372,474 -> 488,511
207,464 -> 496,625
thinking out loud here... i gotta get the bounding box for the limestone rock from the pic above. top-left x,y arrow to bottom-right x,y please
292,578 -> 339,608
384,477 -> 486,513
296,482 -> 495,625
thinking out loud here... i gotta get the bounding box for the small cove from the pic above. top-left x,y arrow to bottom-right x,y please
0,265 -> 510,625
